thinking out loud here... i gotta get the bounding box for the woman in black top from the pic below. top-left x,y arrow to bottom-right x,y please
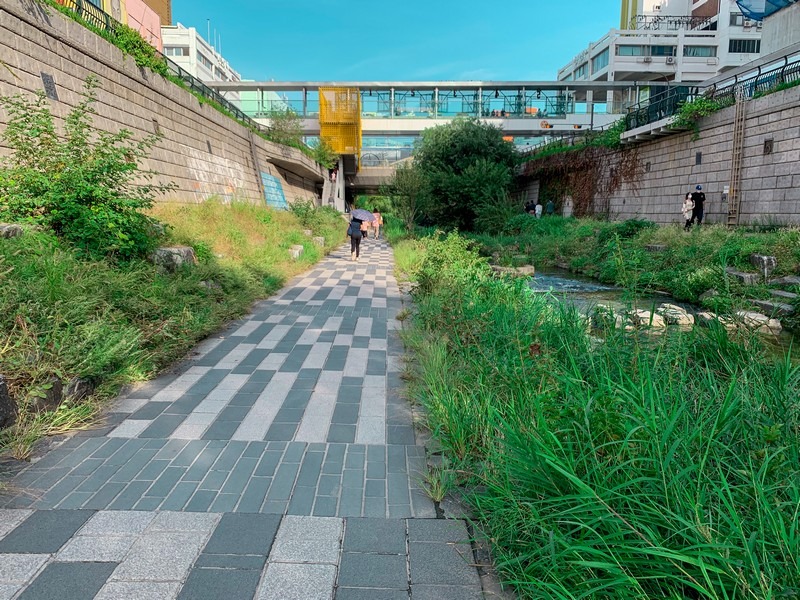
347,219 -> 363,261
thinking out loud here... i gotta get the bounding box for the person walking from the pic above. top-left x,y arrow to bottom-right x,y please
690,185 -> 706,226
682,192 -> 695,231
545,199 -> 555,216
535,202 -> 543,219
347,218 -> 363,261
372,212 -> 383,239
360,219 -> 370,243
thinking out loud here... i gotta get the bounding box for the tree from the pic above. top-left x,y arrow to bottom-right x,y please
311,137 -> 339,170
383,163 -> 425,234
412,118 -> 518,231
267,109 -> 304,148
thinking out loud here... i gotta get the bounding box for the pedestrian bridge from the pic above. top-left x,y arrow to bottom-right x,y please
208,80 -> 659,167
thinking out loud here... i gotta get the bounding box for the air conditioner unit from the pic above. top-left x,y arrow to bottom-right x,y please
756,20 -> 763,28
666,56 -> 676,64
642,56 -> 653,63
743,18 -> 753,27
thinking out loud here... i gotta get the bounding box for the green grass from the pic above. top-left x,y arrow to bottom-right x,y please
402,231 -> 800,599
0,199 -> 342,458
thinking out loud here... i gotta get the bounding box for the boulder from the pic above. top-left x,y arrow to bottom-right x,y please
0,375 -> 17,429
645,244 -> 667,253
769,275 -> 800,288
150,246 -> 198,272
514,265 -> 536,276
749,299 -> 795,317
289,245 -> 304,260
199,280 -> 222,291
0,224 -> 23,239
64,377 -> 95,402
769,289 -> 799,301
735,310 -> 782,334
725,268 -> 760,286
303,229 -> 313,237
555,261 -> 570,270
31,375 -> 64,413
313,236 -> 325,247
632,309 -> 666,329
749,254 -> 777,279
657,303 -> 695,328
696,311 -> 737,332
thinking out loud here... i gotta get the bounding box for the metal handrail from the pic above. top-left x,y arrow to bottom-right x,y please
624,49 -> 800,131
53,0 -> 271,138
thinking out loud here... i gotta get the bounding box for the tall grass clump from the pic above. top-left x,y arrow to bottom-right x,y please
404,232 -> 800,599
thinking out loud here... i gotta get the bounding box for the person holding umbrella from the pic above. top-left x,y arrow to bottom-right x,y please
347,209 -> 376,262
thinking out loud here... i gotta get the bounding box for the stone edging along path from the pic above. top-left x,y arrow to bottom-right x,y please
0,240 -> 504,600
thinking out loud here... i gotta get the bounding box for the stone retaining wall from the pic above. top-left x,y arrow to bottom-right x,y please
0,0 -> 324,204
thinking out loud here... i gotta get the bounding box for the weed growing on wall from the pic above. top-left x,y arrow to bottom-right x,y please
0,77 -> 173,260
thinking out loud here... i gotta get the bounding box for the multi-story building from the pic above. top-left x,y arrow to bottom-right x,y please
143,0 -> 170,26
558,0 -> 763,84
161,23 -> 241,83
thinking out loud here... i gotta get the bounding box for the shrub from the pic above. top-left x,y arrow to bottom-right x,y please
0,77 -> 173,260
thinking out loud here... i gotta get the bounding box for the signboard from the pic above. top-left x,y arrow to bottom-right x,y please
261,173 -> 287,209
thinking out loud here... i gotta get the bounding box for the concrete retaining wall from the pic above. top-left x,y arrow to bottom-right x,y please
526,84 -> 800,226
0,0 -> 325,205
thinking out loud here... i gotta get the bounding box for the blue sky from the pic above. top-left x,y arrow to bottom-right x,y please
173,0 -> 621,81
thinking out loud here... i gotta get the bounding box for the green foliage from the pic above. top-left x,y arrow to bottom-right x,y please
671,96 -> 730,140
404,231 -> 800,598
266,109 -> 305,148
0,78 -> 173,260
382,163 -> 427,235
411,118 -> 519,231
309,137 -> 338,170
522,118 -> 626,164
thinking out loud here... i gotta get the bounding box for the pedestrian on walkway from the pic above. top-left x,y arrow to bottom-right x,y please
535,201 -> 543,219
347,218 -> 363,261
690,185 -> 705,226
545,199 -> 555,216
372,212 -> 383,239
682,192 -> 695,231
360,219 -> 370,243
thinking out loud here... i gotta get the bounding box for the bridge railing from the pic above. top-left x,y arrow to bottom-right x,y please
52,0 -> 270,137
624,48 -> 800,131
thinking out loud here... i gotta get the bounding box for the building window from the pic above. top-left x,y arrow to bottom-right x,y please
575,63 -> 588,79
729,39 -> 761,53
617,45 -> 645,56
197,52 -> 214,69
650,45 -> 677,56
730,12 -> 744,26
164,46 -> 189,57
684,46 -> 717,57
591,49 -> 610,72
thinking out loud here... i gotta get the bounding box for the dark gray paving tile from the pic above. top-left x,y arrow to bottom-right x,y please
265,422 -> 299,441
17,561 -> 117,600
343,518 -> 406,554
0,510 -> 94,553
409,542 -> 481,586
287,485 -> 315,515
144,466 -> 185,498
364,497 -> 387,518
128,401 -> 170,421
312,496 -> 338,517
407,519 -> 470,543
219,457 -> 258,496
159,481 -> 198,511
411,585 -> 483,600
387,426 -> 416,446
332,404 -> 359,425
210,493 -> 240,513
328,424 -> 356,443
194,553 -> 267,570
178,566 -> 262,600
185,490 -> 218,512
254,451 -> 282,477
336,589 -> 409,600
83,482 -> 126,509
203,420 -> 242,440
237,477 -> 271,513
107,480 -> 153,510
282,442 -> 306,463
202,513 -> 281,555
138,414 -> 187,438
338,553 -> 408,589
227,393 -> 261,407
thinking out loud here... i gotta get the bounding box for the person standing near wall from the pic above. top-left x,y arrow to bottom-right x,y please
690,185 -> 706,226
682,192 -> 695,231
545,199 -> 555,216
347,218 -> 363,261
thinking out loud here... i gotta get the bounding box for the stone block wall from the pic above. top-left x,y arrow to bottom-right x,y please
606,84 -> 800,225
0,0 -> 324,205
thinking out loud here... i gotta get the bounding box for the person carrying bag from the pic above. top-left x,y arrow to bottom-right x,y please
347,219 -> 363,261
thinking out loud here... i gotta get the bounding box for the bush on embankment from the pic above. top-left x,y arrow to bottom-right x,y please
472,215 -> 800,310
399,232 -> 800,599
0,200 -> 341,459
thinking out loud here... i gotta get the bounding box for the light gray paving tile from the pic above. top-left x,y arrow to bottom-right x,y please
266,315 -> 285,323
257,563 -> 337,600
315,371 -> 343,395
323,317 -> 344,332
301,343 -> 332,370
334,334 -> 354,346
295,413 -> 335,444
257,352 -> 289,369
147,512 -> 220,534
0,554 -> 49,583
339,296 -> 357,307
107,419 -> 153,438
111,397 -> 149,413
232,373 -> 297,441
109,531 -> 208,582
355,417 -> 386,445
0,510 -> 33,539
297,329 -> 322,345
270,516 -> 343,564
233,321 -> 263,337
94,581 -> 181,600
193,399 -> 230,414
368,338 -> 388,351
216,343 -> 257,369
0,584 -> 20,600
78,511 -> 155,536
55,535 -> 137,562
360,388 -> 386,418
372,297 -> 388,308
354,317 -> 373,337
343,348 -> 370,378
214,374 -> 251,390
169,412 -> 217,439
192,336 -> 225,358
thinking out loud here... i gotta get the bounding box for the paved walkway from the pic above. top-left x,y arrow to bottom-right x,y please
0,241 -> 487,599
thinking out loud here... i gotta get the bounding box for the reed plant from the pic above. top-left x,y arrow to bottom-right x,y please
404,232 -> 800,599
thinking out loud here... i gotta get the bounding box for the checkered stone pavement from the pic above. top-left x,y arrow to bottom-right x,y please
0,241 -> 490,599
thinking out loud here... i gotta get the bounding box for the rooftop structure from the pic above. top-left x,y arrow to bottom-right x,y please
161,23 -> 241,83
559,0 -> 763,85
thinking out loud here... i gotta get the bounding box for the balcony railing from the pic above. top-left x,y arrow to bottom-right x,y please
624,49 -> 800,131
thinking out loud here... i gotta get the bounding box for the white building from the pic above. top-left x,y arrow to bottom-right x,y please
161,23 -> 241,83
558,0 -> 763,84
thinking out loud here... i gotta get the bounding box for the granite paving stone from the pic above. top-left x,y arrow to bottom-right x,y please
0,242 -> 487,598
